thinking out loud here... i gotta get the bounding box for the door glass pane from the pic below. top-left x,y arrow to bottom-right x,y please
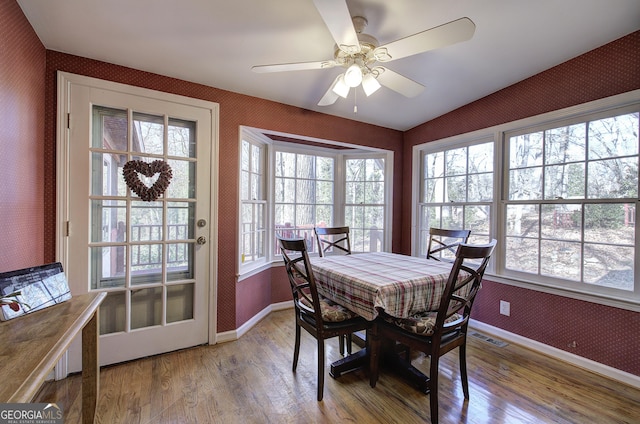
131,201 -> 163,241
91,152 -> 127,196
131,244 -> 163,285
168,202 -> 194,240
167,243 -> 193,281
168,119 -> 196,158
91,246 -> 126,289
99,292 -> 126,334
92,106 -> 127,150
167,159 -> 195,198
131,287 -> 162,329
91,200 -> 126,243
133,113 -> 164,155
167,283 -> 194,323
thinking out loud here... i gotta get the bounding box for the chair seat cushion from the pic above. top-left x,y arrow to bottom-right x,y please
383,311 -> 462,336
300,296 -> 360,322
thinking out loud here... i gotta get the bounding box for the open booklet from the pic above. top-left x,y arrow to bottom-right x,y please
0,262 -> 72,321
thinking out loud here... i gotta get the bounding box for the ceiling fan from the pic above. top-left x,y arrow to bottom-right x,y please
251,0 -> 476,107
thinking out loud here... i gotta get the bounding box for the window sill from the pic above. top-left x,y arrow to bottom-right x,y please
237,260 -> 273,282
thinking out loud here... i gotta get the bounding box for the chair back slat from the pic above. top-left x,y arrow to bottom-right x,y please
427,228 -> 471,262
314,226 -> 352,257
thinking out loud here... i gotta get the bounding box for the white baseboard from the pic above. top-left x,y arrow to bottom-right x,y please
216,301 -> 293,344
470,319 -> 640,390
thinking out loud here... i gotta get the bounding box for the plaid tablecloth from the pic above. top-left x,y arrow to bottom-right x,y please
311,252 -> 455,321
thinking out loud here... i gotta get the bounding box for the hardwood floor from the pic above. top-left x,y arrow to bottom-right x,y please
36,309 -> 640,423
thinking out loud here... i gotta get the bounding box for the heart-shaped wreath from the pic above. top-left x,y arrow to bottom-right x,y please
123,160 -> 173,202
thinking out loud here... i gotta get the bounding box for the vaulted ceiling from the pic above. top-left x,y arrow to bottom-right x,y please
18,0 -> 640,131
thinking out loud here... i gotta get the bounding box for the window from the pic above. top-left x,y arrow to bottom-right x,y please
238,128 -> 393,275
274,151 -> 334,254
418,141 -> 493,257
345,157 -> 387,252
240,138 -> 266,266
414,96 -> 639,305
505,110 -> 638,293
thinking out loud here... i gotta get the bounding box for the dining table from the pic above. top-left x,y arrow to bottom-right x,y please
310,251 -> 457,386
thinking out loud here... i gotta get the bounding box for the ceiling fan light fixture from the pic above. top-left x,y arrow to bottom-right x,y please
362,73 -> 381,96
344,63 -> 363,87
332,74 -> 350,98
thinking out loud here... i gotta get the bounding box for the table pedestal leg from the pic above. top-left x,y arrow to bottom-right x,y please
329,349 -> 368,378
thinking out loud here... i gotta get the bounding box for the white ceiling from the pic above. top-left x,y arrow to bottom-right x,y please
17,0 -> 640,131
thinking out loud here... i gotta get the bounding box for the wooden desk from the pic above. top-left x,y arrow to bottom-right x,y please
0,291 -> 106,424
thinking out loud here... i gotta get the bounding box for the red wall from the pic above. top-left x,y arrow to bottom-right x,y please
404,31 -> 640,376
0,0 -> 46,271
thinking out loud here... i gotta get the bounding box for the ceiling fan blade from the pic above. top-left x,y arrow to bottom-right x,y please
374,17 -> 475,62
312,0 -> 360,54
252,60 -> 336,73
317,75 -> 341,106
374,67 -> 425,98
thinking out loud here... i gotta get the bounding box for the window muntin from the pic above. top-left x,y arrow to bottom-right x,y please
418,141 -> 494,257
345,157 -> 386,252
240,139 -> 266,265
274,151 -> 334,253
506,111 -> 638,293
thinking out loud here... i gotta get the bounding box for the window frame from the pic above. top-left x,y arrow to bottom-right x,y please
415,137 -> 495,258
342,153 -> 393,253
238,132 -> 268,274
412,90 -> 640,310
501,105 -> 638,299
271,145 -> 337,255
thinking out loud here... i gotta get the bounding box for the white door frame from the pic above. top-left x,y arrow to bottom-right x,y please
55,71 -> 219,374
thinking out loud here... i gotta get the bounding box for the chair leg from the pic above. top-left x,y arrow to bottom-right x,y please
429,355 -> 440,424
459,343 -> 469,399
346,333 -> 352,355
339,335 -> 345,355
293,323 -> 301,372
317,339 -> 325,401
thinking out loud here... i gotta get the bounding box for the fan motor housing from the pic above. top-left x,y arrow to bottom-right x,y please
333,32 -> 379,68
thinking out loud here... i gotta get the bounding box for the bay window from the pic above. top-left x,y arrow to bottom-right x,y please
239,128 -> 393,275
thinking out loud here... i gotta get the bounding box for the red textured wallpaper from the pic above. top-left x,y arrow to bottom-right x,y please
43,51 -> 403,333
404,31 -> 640,376
0,0 -> 46,271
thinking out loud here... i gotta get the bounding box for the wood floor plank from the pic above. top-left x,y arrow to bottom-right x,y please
36,309 -> 640,423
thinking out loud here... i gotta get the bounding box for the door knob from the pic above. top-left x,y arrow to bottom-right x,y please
196,236 -> 207,245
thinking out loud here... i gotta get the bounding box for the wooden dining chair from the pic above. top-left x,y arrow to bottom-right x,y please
426,227 -> 471,262
369,239 -> 497,424
278,237 -> 370,401
314,226 -> 356,355
314,226 -> 352,257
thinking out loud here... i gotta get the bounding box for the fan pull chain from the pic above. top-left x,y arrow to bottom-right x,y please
354,88 -> 358,113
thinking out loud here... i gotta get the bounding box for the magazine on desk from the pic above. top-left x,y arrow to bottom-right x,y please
0,262 -> 72,321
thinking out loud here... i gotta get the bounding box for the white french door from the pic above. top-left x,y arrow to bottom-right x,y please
58,73 -> 218,368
